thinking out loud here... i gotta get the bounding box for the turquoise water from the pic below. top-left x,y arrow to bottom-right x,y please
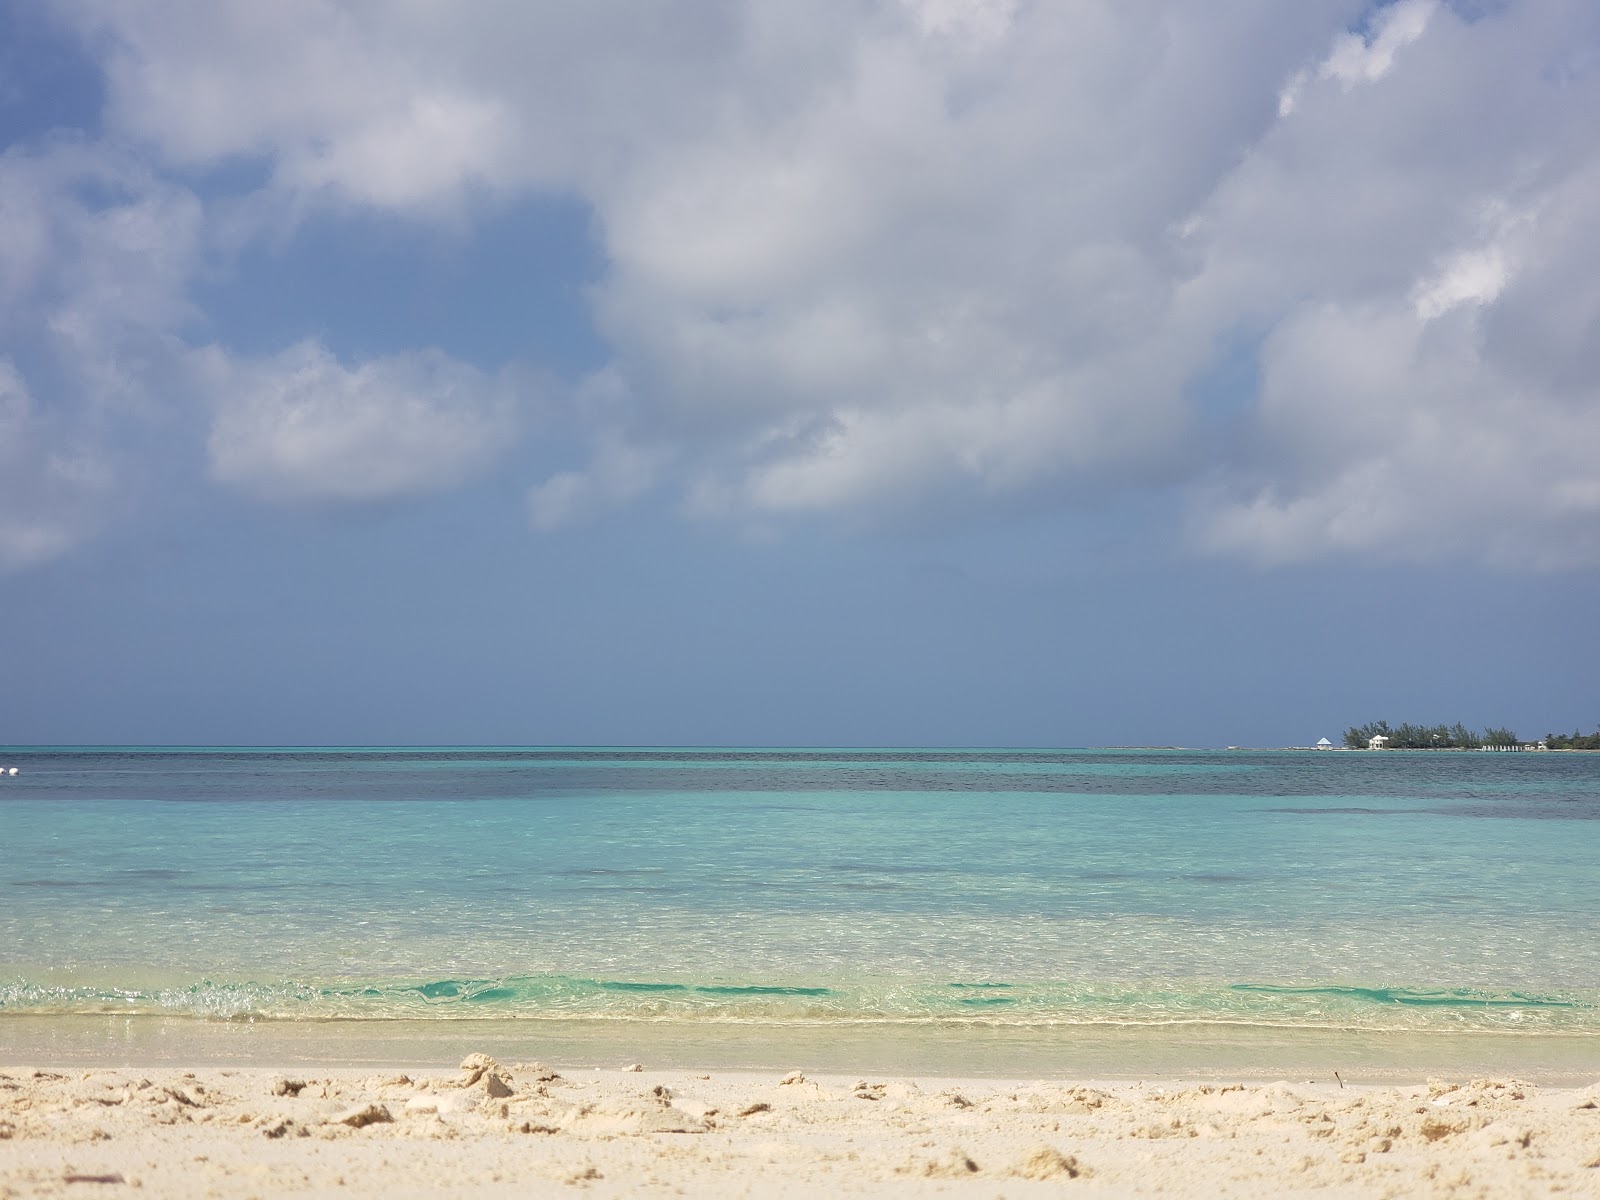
1,748 -> 1596,1036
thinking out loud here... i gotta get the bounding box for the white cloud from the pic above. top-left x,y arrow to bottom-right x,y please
1320,0 -> 1438,88
527,437 -> 664,532
1187,6 -> 1600,568
900,0 -> 1017,43
63,0 -> 519,214
0,140 -> 207,563
279,92 -> 512,212
1192,192 -> 1600,569
1280,0 -> 1439,116
202,340 -> 519,504
62,0 -> 751,210
585,2 -> 1346,518
1412,248 -> 1509,320
0,140 -> 202,374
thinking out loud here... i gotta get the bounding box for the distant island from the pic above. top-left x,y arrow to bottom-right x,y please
1343,721 -> 1600,750
1343,721 -> 1519,750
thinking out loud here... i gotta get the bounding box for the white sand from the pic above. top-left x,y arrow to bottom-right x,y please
3,1054 -> 1599,1197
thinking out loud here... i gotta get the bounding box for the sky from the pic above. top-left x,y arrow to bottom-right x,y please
2,0 -> 1598,748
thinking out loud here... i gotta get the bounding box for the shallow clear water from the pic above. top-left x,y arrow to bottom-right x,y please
1,747 -> 1596,1035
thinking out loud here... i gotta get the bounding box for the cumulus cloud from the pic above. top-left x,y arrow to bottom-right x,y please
1188,3 -> 1600,567
9,0 -> 1600,568
62,0 -> 746,209
586,2 -> 1347,519
60,0 -> 517,213
0,139 -> 202,381
1193,291 -> 1600,569
201,340 -> 519,504
527,437 -> 664,532
0,140 -> 206,563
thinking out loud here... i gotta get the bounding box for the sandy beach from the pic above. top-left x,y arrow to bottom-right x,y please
3,1053 -> 1598,1198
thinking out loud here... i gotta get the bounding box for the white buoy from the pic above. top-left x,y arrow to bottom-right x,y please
6,767 -> 15,776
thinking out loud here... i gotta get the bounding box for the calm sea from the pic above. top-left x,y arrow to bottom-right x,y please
2,748 -> 1596,1053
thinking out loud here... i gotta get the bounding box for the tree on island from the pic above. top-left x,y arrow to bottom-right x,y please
1342,721 -> 1519,749
1544,727 -> 1600,750
1344,720 -> 1391,749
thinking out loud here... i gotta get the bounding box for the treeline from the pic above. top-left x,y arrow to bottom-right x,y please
1545,727 -> 1600,750
1343,721 -> 1519,749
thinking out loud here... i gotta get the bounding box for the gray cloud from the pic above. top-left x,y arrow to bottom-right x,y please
0,359 -> 112,570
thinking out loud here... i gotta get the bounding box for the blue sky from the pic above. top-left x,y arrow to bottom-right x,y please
2,0 -> 1598,747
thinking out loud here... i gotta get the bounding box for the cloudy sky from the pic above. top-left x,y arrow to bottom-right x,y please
2,0 -> 1598,747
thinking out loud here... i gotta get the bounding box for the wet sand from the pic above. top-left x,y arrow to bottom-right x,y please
8,1015 -> 1600,1085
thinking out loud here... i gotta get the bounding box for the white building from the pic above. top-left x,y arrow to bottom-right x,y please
1368,734 -> 1390,750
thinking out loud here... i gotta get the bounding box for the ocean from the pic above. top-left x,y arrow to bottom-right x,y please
2,747 -> 1597,1076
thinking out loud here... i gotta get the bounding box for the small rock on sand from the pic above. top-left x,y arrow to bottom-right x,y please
1011,1145 -> 1089,1179
455,1054 -> 498,1086
904,1148 -> 979,1178
454,1053 -> 514,1098
330,1103 -> 393,1129
510,1062 -> 562,1083
483,1073 -> 513,1099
